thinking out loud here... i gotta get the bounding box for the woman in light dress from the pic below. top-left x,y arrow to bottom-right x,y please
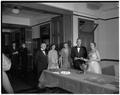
83,42 -> 102,74
2,53 -> 14,93
59,42 -> 72,69
48,44 -> 59,69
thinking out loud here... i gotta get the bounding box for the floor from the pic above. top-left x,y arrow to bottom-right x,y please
2,69 -> 72,94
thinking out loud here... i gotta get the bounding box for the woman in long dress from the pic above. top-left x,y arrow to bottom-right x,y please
83,42 -> 102,74
88,42 -> 102,74
2,53 -> 14,93
48,44 -> 59,69
59,42 -> 72,69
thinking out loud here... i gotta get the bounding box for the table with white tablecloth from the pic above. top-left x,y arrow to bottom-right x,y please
38,69 -> 119,94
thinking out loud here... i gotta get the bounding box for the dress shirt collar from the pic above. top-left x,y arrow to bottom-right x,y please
41,48 -> 45,51
77,47 -> 80,52
41,48 -> 46,55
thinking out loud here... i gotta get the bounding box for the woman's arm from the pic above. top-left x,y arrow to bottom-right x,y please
81,50 -> 101,62
89,50 -> 101,62
2,54 -> 11,71
2,54 -> 14,93
47,51 -> 51,69
95,50 -> 101,61
55,51 -> 58,64
58,49 -> 63,67
80,57 -> 89,62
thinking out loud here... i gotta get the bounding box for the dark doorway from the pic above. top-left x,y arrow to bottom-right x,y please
40,23 -> 50,51
2,24 -> 26,55
51,16 -> 64,50
78,18 -> 98,51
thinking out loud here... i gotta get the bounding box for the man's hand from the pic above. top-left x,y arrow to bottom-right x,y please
12,51 -> 18,55
80,57 -> 88,61
74,57 -> 84,60
74,57 -> 79,60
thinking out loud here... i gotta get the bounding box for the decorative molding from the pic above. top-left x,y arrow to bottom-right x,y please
31,21 -> 51,27
31,16 -> 63,27
103,17 -> 119,21
101,59 -> 119,62
73,13 -> 119,21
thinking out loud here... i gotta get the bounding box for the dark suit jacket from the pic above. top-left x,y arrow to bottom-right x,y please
19,47 -> 28,68
10,48 -> 19,69
71,46 -> 87,64
35,49 -> 48,74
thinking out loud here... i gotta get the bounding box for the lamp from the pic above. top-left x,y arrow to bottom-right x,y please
12,6 -> 20,14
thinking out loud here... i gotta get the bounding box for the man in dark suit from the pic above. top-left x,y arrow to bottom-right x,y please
10,42 -> 19,76
71,38 -> 88,71
35,42 -> 48,81
19,43 -> 28,77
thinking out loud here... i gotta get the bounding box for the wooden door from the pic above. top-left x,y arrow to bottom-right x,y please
51,16 -> 63,50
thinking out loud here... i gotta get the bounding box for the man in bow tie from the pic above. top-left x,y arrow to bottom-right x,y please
35,42 -> 48,83
71,38 -> 88,71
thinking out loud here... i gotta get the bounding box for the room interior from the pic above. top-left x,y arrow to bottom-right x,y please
1,2 -> 119,93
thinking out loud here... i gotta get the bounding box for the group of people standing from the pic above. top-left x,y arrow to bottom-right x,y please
2,38 -> 102,93
48,42 -> 72,69
9,42 -> 28,76
35,38 -> 102,82
2,42 -> 28,93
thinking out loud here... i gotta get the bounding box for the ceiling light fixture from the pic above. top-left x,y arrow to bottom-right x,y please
12,6 -> 20,14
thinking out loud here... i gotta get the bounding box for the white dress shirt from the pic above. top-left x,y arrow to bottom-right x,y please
41,48 -> 46,55
77,47 -> 80,53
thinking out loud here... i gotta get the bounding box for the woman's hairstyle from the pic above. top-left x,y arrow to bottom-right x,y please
63,42 -> 68,45
50,43 -> 56,49
90,42 -> 96,47
63,42 -> 69,48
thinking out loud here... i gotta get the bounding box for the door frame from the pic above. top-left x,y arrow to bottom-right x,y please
78,18 -> 98,50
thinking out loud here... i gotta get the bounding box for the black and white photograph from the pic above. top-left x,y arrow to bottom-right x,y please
1,1 -> 119,94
